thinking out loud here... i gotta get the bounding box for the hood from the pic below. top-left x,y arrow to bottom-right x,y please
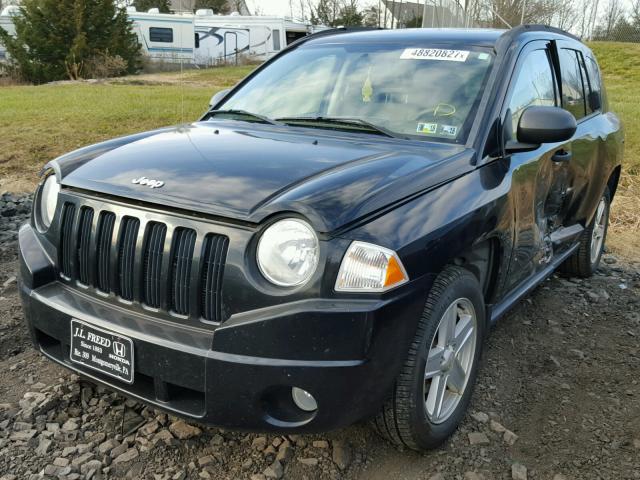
59,122 -> 474,232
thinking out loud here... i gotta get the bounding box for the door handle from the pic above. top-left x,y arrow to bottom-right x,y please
551,149 -> 572,163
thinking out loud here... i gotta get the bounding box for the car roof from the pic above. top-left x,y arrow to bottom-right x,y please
302,25 -> 581,50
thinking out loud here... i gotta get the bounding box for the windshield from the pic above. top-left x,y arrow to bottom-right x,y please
218,43 -> 494,143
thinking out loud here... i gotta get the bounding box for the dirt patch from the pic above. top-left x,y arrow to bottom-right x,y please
0,213 -> 639,479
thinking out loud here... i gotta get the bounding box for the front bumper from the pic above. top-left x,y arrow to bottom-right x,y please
19,224 -> 430,432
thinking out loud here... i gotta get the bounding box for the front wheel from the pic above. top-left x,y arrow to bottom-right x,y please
374,266 -> 485,451
559,187 -> 610,278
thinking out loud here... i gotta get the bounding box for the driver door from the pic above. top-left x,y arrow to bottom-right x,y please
502,42 -> 572,291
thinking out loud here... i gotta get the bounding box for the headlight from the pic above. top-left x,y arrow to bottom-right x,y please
37,173 -> 60,231
335,241 -> 409,292
257,219 -> 319,287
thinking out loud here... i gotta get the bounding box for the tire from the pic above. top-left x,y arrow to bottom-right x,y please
374,266 -> 486,451
559,187 -> 610,278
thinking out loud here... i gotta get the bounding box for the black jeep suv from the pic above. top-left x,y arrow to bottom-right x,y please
19,25 -> 623,450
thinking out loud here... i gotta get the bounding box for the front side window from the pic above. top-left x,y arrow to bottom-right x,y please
507,49 -> 556,134
149,27 -> 173,43
219,44 -> 495,142
559,48 -> 586,120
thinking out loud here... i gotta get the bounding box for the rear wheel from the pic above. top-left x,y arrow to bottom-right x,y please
374,266 -> 485,450
559,187 -> 610,278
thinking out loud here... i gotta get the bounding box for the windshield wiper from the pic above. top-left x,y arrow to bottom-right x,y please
275,116 -> 402,139
206,109 -> 282,125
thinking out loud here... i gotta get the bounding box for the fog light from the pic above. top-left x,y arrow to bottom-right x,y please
291,387 -> 318,412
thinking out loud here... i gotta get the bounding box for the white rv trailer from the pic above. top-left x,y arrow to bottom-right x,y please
128,9 -> 197,63
0,6 -> 18,61
192,10 -> 320,65
127,9 -> 325,65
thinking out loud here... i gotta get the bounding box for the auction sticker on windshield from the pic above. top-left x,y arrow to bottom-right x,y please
400,48 -> 470,62
70,319 -> 134,384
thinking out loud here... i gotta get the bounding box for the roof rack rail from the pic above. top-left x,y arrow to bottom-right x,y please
289,26 -> 385,48
504,24 -> 581,42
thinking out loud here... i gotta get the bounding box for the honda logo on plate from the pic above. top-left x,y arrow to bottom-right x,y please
113,341 -> 126,357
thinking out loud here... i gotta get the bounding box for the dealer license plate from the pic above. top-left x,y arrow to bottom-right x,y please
70,319 -> 134,384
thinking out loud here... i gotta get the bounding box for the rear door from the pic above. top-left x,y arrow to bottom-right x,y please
553,41 -> 609,228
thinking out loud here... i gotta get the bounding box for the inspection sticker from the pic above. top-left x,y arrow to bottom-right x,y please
417,122 -> 438,134
441,125 -> 458,136
400,48 -> 470,62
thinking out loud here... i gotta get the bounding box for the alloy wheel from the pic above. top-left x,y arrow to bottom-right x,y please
423,298 -> 478,424
590,197 -> 607,264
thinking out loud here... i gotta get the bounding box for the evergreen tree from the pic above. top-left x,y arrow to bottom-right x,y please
0,0 -> 140,83
132,0 -> 171,13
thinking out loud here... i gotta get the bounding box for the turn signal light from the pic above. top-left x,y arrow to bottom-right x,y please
335,241 -> 409,292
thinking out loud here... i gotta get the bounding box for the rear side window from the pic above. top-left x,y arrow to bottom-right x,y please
508,49 -> 556,134
558,49 -> 586,120
584,56 -> 603,113
150,27 -> 173,43
273,29 -> 281,51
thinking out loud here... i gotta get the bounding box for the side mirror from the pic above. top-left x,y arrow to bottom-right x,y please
209,88 -> 231,108
517,106 -> 577,145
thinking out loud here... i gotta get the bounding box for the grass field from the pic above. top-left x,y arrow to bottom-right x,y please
0,44 -> 638,250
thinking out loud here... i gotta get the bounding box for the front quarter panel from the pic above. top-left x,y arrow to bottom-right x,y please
340,158 -> 515,298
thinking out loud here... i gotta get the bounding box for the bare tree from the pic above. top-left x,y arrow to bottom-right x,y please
602,0 -> 624,36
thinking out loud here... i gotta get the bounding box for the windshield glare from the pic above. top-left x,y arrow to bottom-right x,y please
219,44 -> 494,142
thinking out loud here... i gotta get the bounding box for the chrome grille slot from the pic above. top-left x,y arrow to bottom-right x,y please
96,211 -> 116,293
142,222 -> 167,308
170,228 -> 197,316
76,207 -> 94,285
117,216 -> 140,301
200,234 -> 229,322
59,203 -> 76,278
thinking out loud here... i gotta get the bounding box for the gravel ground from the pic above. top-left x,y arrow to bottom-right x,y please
1,193 -> 639,480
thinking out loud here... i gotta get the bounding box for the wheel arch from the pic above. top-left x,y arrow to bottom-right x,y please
453,237 -> 503,305
607,165 -> 621,200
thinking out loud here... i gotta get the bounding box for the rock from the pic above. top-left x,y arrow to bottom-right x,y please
62,419 -> 79,431
250,475 -> 266,480
139,420 -> 160,436
252,436 -> 268,450
35,437 -> 53,455
503,429 -> 519,446
241,458 -> 253,470
113,447 -> 139,464
512,463 -> 527,480
53,457 -> 70,467
332,440 -> 352,470
263,460 -> 284,479
312,440 -> 329,449
72,452 -> 95,467
552,475 -> 568,480
276,440 -> 293,463
153,429 -> 175,445
298,457 -> 319,466
633,438 -> 640,450
81,459 -> 104,475
9,429 -> 37,441
168,420 -> 201,439
110,443 -> 128,458
489,420 -> 506,433
429,474 -> 445,480
464,473 -> 486,480
98,438 -> 119,455
468,432 -> 490,445
198,455 -> 215,467
471,411 -> 489,423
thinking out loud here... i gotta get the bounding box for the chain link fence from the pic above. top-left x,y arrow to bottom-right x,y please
378,0 -> 640,42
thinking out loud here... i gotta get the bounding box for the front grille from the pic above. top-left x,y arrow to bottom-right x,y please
58,200 -> 229,323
